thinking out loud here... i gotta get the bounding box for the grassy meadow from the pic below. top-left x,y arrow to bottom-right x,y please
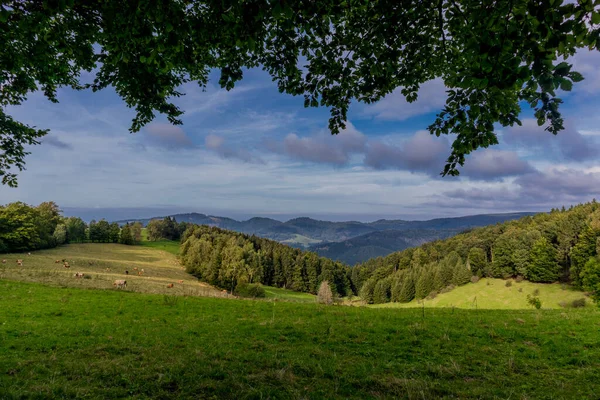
0,244 -> 230,299
263,285 -> 316,302
1,279 -> 599,399
373,278 -> 593,310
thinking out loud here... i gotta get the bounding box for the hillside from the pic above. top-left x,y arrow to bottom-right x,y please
372,278 -> 591,309
0,243 -> 229,298
310,229 -> 460,265
352,202 -> 600,306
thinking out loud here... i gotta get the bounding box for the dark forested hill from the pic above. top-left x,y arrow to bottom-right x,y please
310,229 -> 461,265
352,202 -> 600,305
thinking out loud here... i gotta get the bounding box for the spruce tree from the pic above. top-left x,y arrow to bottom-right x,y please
373,279 -> 391,304
415,269 -> 434,299
468,247 -> 487,277
452,260 -> 472,286
398,274 -> 415,303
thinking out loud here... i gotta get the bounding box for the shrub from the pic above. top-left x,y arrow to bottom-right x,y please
317,281 -> 334,305
526,294 -> 542,309
470,276 -> 480,284
572,298 -> 587,308
439,284 -> 456,294
533,289 -> 540,296
83,274 -> 92,280
236,283 -> 266,298
515,275 -> 524,283
505,280 -> 512,287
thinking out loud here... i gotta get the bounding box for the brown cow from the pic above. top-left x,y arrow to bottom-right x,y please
133,267 -> 138,271
166,283 -> 174,288
55,260 -> 60,264
113,280 -> 127,289
16,259 -> 23,266
1,259 -> 6,264
178,280 -> 183,284
74,272 -> 84,278
63,262 -> 70,268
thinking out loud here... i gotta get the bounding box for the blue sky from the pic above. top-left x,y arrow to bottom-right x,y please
2,49 -> 600,222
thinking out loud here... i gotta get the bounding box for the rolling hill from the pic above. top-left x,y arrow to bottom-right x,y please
115,211 -> 536,260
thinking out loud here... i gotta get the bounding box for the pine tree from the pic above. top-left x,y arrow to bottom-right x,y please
316,280 -> 333,305
432,269 -> 444,291
580,257 -> 600,302
527,237 -> 560,282
415,268 -> 434,299
398,274 -> 415,303
452,260 -> 472,286
359,278 -> 377,304
373,279 -> 391,304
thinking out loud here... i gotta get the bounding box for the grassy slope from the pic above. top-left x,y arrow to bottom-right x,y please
0,244 -> 229,299
138,239 -> 180,256
281,234 -> 322,247
1,280 -> 599,399
373,278 -> 592,309
263,285 -> 316,303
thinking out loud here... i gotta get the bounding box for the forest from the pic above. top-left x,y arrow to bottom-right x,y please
180,225 -> 353,297
0,201 -> 143,251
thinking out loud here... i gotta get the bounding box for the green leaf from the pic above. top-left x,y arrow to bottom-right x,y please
592,11 -> 600,25
559,78 -> 573,91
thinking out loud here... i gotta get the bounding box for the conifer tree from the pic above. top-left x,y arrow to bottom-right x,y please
398,274 -> 415,303
452,260 -> 472,286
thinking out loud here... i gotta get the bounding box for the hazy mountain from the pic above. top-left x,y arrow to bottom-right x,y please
114,211 -> 536,262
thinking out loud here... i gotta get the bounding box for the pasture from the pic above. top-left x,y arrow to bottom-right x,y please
1,280 -> 599,399
373,278 -> 593,310
0,244 -> 229,299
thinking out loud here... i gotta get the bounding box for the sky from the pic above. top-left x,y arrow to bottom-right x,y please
2,50 -> 600,222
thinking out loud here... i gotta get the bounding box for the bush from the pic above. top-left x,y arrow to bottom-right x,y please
427,291 -> 438,300
533,289 -> 540,296
439,284 -> 455,294
515,275 -> 524,283
526,294 -> 542,309
235,283 -> 266,298
505,280 -> 512,287
572,298 -> 587,308
317,281 -> 334,305
83,274 -> 92,280
470,276 -> 480,284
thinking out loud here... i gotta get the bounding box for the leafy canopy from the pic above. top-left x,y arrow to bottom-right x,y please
1,0 -> 600,186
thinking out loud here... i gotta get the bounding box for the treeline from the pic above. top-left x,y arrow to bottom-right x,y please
352,201 -> 600,304
180,225 -> 352,296
146,217 -> 190,241
0,201 -> 143,252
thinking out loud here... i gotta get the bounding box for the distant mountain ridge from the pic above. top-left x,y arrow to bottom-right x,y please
114,211 -> 536,263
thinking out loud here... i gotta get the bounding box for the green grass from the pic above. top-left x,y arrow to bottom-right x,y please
0,244 -> 228,298
138,239 -> 181,256
1,280 -> 599,399
373,278 -> 593,310
263,285 -> 316,303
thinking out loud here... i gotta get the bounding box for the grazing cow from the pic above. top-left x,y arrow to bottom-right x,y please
113,280 -> 127,289
74,272 -> 84,278
106,268 -> 111,272
16,259 -> 23,266
141,269 -> 145,273
133,267 -> 138,271
27,252 -> 31,256
178,280 -> 183,284
55,260 -> 60,264
125,270 -> 129,275
1,259 -> 6,264
166,283 -> 174,288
